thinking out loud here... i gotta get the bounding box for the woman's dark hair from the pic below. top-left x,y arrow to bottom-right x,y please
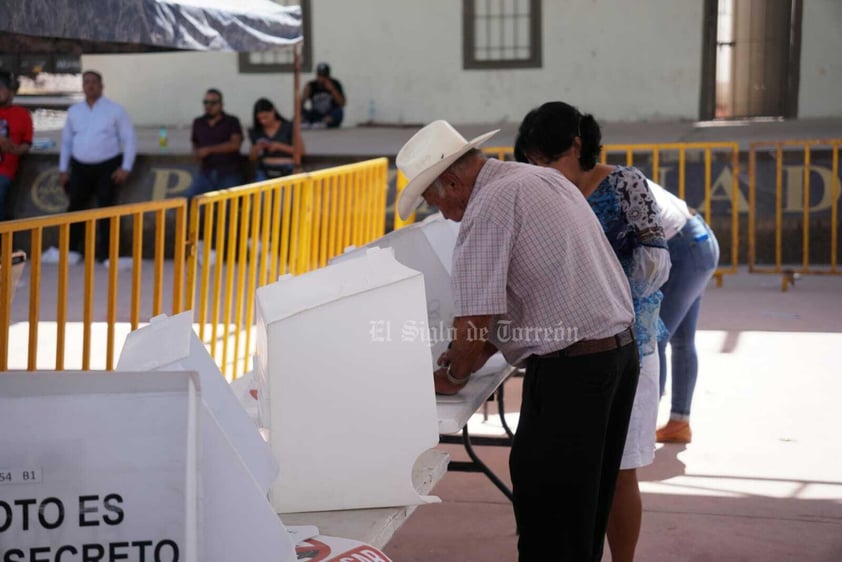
514,101 -> 602,171
252,97 -> 285,133
206,88 -> 223,103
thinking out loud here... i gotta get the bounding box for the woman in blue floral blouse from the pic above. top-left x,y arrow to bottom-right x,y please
516,101 -> 671,562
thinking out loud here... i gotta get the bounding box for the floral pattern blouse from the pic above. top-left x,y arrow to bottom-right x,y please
587,166 -> 670,357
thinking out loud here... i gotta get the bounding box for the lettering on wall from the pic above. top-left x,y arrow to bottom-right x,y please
30,169 -> 69,213
650,164 -> 841,214
783,166 -> 840,212
150,168 -> 193,200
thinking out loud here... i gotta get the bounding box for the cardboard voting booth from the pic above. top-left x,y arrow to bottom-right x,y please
330,213 -> 460,370
116,311 -> 278,494
255,247 -> 440,513
0,371 -> 297,562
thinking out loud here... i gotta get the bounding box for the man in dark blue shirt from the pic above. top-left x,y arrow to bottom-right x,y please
188,88 -> 244,196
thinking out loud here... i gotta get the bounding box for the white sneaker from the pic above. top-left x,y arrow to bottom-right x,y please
41,247 -> 60,264
196,241 -> 216,266
66,251 -> 82,265
103,257 -> 134,270
246,238 -> 263,256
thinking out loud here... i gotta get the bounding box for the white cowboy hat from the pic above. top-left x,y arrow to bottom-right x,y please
396,120 -> 499,220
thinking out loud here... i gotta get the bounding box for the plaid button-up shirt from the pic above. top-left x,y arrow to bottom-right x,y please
452,159 -> 634,365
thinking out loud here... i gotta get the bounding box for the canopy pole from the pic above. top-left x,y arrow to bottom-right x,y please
293,42 -> 302,171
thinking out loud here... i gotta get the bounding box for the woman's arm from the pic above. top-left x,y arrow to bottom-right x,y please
619,167 -> 671,297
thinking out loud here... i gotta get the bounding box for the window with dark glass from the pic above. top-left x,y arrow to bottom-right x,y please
463,0 -> 542,70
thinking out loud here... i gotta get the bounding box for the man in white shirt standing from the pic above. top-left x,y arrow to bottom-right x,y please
59,70 -> 136,263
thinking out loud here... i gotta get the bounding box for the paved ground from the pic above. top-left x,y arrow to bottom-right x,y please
384,270 -> 842,561
10,115 -> 842,560
6,256 -> 842,561
9,264 -> 841,561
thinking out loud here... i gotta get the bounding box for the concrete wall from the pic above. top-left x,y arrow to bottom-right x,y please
84,0 -> 840,128
86,0 -> 704,128
798,0 -> 842,118
83,50 -> 295,130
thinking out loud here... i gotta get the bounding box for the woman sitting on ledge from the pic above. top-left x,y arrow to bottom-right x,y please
248,98 -> 301,181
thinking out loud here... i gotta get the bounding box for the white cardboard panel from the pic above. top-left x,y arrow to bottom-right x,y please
256,248 -> 440,513
330,213 -> 460,368
0,372 -> 200,562
116,311 -> 279,494
0,371 -> 298,562
200,399 -> 296,561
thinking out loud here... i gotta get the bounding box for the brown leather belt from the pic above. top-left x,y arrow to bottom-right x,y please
535,327 -> 635,359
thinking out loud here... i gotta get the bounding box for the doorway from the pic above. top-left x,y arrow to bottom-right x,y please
700,0 -> 802,120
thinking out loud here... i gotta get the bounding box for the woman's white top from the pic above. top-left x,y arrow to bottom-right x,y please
647,179 -> 693,240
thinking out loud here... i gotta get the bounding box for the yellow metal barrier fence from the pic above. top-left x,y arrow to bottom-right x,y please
0,199 -> 187,371
600,142 -> 740,285
748,140 -> 841,290
186,158 -> 389,379
394,142 -> 740,284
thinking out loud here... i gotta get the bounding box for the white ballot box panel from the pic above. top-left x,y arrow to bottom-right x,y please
256,248 -> 440,513
0,371 -> 200,562
117,311 -> 279,494
330,213 -> 460,369
200,402 -> 296,562
436,354 -> 516,435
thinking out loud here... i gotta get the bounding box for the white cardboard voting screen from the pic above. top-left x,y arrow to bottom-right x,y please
116,311 -> 279,494
199,395 -> 297,561
330,213 -> 460,369
256,247 -> 440,513
0,371 -> 296,562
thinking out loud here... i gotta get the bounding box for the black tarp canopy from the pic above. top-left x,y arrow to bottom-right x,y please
0,0 -> 302,53
1,0 -> 305,166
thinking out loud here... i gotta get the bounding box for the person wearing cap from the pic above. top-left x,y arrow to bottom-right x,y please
301,62 -> 345,128
396,120 -> 639,560
59,70 -> 136,262
0,70 -> 33,220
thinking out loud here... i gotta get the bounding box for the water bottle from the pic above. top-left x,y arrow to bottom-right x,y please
158,127 -> 168,150
368,99 -> 376,124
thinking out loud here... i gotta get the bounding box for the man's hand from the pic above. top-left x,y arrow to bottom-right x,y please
0,137 -> 13,152
59,172 -> 70,190
195,147 -> 210,160
433,366 -> 469,396
471,341 -> 498,373
112,168 -> 129,184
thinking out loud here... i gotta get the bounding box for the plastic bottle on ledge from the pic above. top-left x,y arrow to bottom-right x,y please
158,127 -> 168,150
368,99 -> 376,125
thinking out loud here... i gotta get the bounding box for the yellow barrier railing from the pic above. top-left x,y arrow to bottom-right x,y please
395,142 -> 740,284
0,198 -> 187,371
748,139 -> 841,290
392,169 -> 414,230
186,158 -> 389,379
600,142 -> 740,286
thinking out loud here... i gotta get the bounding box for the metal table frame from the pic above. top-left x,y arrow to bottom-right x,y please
436,366 -> 521,502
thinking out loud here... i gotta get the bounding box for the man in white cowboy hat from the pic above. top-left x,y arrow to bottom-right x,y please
396,120 -> 639,561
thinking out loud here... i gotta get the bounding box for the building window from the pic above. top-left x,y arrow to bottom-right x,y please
463,0 -> 542,70
699,0 -> 802,120
238,0 -> 312,74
